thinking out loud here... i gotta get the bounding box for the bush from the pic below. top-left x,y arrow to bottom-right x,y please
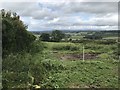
28,41 -> 44,55
71,39 -> 92,44
96,39 -> 116,45
52,44 -> 79,51
2,53 -> 30,88
2,9 -> 36,57
98,53 -> 110,59
41,59 -> 66,72
84,44 -> 102,50
2,9 -> 46,88
2,72 -> 30,88
2,53 -> 47,88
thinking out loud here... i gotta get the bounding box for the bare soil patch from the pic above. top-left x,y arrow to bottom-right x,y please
60,53 -> 99,60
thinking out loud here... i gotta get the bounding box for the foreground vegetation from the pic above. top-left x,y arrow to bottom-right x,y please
2,9 -> 119,89
3,41 -> 119,88
41,41 -> 119,88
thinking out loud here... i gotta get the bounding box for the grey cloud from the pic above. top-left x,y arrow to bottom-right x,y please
1,2 -> 118,19
61,2 -> 118,14
1,1 -> 118,31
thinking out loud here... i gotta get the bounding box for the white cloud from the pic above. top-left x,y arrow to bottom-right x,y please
0,1 -> 118,31
0,0 -> 119,2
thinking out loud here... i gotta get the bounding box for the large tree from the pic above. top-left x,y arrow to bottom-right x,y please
1,9 -> 36,57
51,30 -> 65,42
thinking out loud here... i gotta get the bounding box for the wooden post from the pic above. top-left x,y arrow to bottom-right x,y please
83,45 -> 85,62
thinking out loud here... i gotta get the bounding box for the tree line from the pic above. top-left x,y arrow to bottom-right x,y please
40,30 -> 65,42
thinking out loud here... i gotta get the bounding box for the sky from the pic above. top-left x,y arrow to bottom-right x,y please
0,0 -> 119,31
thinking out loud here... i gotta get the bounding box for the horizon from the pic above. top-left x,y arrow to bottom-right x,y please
29,29 -> 119,32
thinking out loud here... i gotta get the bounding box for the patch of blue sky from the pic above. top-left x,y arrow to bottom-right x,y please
38,2 -> 63,12
72,12 -> 94,20
20,16 -> 31,25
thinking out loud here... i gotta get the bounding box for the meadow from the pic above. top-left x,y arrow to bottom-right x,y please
40,32 -> 119,88
3,31 -> 119,89
1,3 -> 119,89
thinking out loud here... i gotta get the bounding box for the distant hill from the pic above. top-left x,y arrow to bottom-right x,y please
29,30 -> 119,35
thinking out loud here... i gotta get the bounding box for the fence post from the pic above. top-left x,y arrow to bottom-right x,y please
83,45 -> 85,62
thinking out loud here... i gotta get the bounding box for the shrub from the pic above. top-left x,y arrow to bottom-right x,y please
52,44 -> 79,51
96,39 -> 116,45
98,53 -> 110,59
28,41 -> 44,55
41,59 -> 66,72
2,9 -> 36,57
2,53 -> 47,88
71,39 -> 92,44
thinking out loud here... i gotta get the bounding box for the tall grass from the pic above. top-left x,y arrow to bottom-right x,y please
52,43 -> 80,51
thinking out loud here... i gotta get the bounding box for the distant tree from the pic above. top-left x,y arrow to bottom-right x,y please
51,30 -> 65,42
40,33 -> 50,41
69,38 -> 72,41
66,34 -> 71,38
84,35 -> 102,40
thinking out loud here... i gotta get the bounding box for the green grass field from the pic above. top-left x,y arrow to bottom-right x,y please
3,32 -> 119,88
2,7 -> 119,89
39,41 -> 119,88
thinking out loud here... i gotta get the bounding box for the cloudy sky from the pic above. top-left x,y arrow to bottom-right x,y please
0,0 -> 119,31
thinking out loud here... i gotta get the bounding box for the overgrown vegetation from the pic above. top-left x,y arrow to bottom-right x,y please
2,9 -> 119,89
52,43 -> 79,51
2,9 -> 46,89
2,9 -> 36,57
